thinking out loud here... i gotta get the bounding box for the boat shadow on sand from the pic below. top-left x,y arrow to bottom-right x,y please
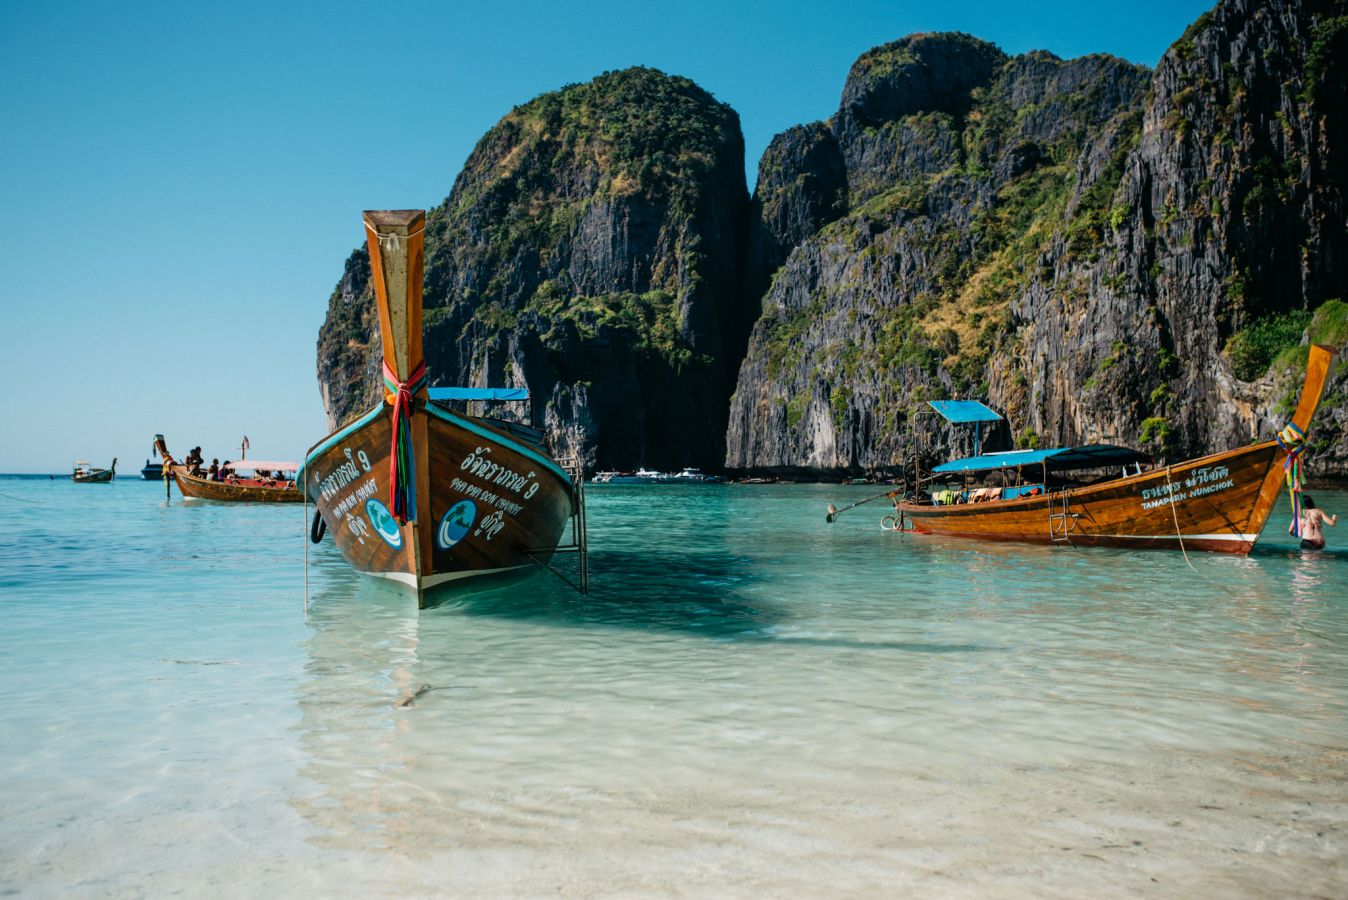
405,547 -> 993,654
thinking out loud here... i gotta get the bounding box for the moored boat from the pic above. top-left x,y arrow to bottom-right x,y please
72,459 -> 116,483
140,460 -> 163,480
592,468 -> 704,484
300,210 -> 586,607
887,344 -> 1336,554
155,435 -> 302,503
673,467 -> 720,483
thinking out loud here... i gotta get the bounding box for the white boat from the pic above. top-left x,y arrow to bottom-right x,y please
590,468 -> 680,484
673,467 -> 720,482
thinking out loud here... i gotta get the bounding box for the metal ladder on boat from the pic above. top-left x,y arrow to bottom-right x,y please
527,455 -> 590,593
1048,490 -> 1079,543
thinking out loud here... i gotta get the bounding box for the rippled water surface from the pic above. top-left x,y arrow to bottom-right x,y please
2,475 -> 1346,897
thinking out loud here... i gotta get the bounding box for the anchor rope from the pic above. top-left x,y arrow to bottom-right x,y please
1165,466 -> 1196,572
1276,422 -> 1307,537
0,489 -> 54,505
383,359 -> 428,525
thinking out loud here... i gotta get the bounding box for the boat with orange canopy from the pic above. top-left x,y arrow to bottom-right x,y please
854,344 -> 1337,554
155,435 -> 302,502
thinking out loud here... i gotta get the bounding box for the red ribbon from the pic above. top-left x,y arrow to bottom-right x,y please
383,360 -> 427,524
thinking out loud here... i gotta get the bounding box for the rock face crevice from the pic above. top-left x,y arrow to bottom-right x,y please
318,0 -> 1348,478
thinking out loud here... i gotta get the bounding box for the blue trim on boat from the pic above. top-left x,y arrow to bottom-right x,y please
932,444 -> 1148,474
423,403 -> 571,485
299,405 -> 385,496
429,387 -> 529,402
299,402 -> 572,496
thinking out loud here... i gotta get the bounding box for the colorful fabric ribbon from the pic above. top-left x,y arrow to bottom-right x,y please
1276,422 -> 1307,537
383,360 -> 428,525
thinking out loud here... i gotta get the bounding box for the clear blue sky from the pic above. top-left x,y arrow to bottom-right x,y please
0,0 -> 1213,472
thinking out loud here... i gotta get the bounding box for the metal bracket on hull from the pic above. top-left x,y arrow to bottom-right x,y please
1049,491 -> 1079,543
526,455 -> 590,594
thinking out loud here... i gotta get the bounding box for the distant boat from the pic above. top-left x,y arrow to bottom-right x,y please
140,460 -> 163,480
300,210 -> 586,606
72,458 -> 116,483
887,345 -> 1336,553
593,471 -> 646,484
673,468 -> 720,482
592,468 -> 714,484
154,435 -> 301,503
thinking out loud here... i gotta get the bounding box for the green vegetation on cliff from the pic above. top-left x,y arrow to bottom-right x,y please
866,66 -> 1143,396
1224,309 -> 1313,381
317,65 -> 749,469
425,66 -> 743,376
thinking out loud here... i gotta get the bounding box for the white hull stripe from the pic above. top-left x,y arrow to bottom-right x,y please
1094,533 -> 1259,542
361,564 -> 530,591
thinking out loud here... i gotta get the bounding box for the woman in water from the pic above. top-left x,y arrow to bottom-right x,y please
1291,495 -> 1338,550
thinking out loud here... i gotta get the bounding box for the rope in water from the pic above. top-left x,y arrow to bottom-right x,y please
0,489 -> 54,505
383,359 -> 428,525
1276,422 -> 1307,537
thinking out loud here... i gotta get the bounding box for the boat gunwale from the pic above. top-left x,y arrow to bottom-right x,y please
299,405 -> 387,494
300,401 -> 572,495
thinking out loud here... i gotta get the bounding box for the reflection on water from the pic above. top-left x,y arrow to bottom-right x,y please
2,479 -> 1347,895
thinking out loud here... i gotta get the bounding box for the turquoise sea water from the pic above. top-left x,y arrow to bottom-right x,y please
1,475 -> 1346,897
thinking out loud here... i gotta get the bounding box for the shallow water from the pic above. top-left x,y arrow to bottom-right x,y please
1,475 -> 1345,897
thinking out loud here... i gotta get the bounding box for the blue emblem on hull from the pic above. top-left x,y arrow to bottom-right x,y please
365,499 -> 403,549
437,500 -> 476,550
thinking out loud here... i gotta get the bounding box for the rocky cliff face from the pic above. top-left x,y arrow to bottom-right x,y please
316,67 -> 748,471
727,0 -> 1348,477
727,35 -> 1154,472
1001,0 -> 1348,469
318,0 -> 1348,478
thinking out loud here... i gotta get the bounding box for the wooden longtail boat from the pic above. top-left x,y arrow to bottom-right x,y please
892,344 -> 1337,553
300,210 -> 585,607
155,436 -> 302,503
72,459 -> 116,483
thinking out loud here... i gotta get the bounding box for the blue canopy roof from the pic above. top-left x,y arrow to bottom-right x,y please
931,444 -> 1149,474
428,387 -> 529,402
928,400 -> 1003,424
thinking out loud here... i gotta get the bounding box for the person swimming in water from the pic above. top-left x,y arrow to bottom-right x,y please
1291,495 -> 1338,550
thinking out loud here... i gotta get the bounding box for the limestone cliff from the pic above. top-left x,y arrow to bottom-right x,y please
727,0 -> 1348,477
317,1 -> 1348,479
316,67 -> 748,471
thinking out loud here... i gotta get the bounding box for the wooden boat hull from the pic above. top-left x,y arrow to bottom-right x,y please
168,466 -> 303,502
72,471 -> 114,483
897,343 -> 1336,554
302,401 -> 575,603
899,440 -> 1284,553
